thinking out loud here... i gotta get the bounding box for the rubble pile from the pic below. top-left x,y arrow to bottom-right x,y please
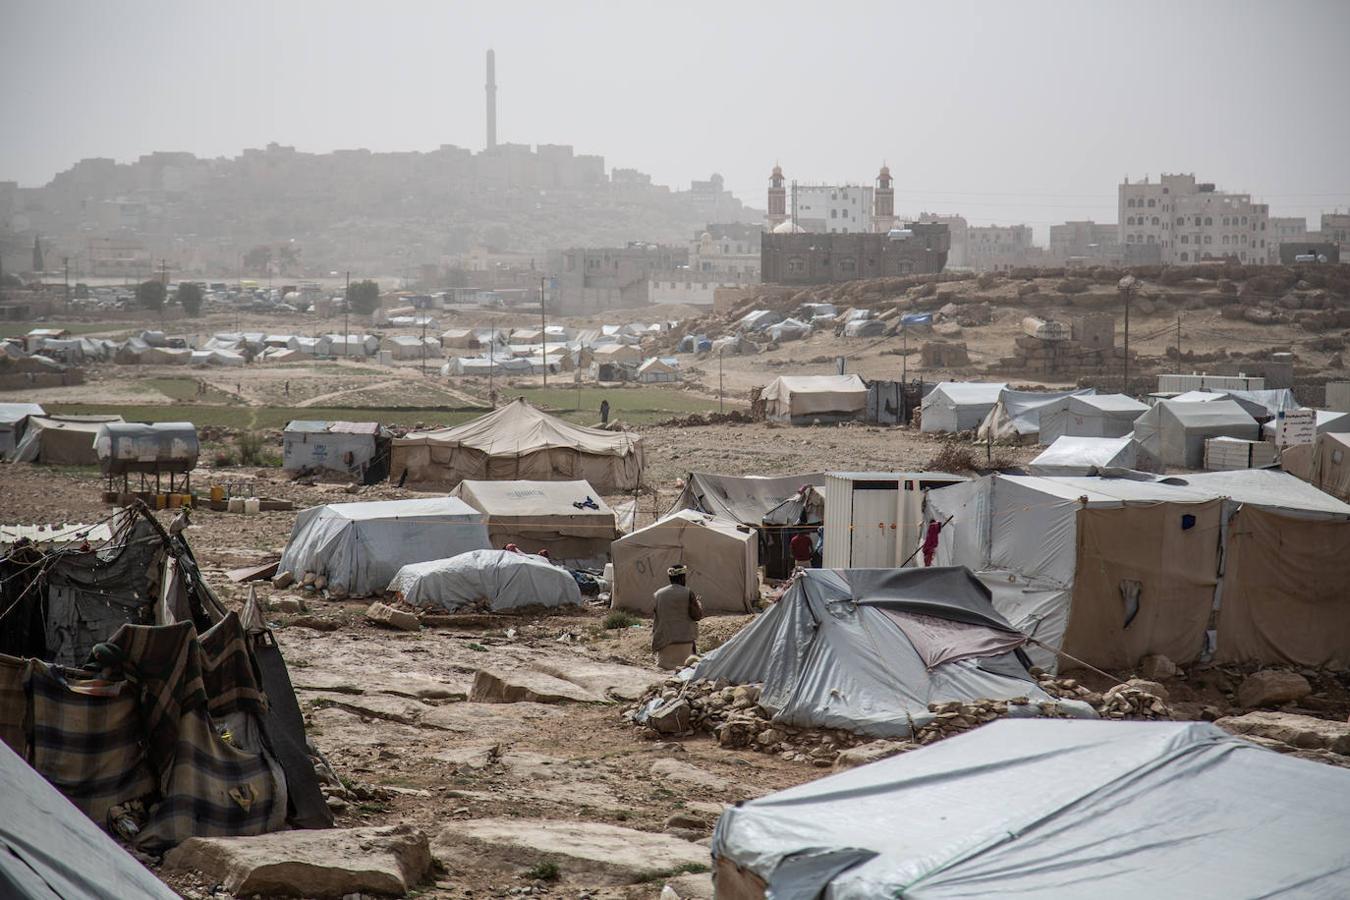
655,410 -> 755,427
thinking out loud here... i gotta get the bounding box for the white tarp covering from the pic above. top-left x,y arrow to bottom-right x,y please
711,718 -> 1350,900
387,549 -> 581,612
278,497 -> 490,596
692,567 -> 1052,738
0,402 -> 44,459
610,510 -> 757,615
1039,393 -> 1148,444
762,375 -> 868,424
1028,435 -> 1158,476
976,388 -> 1096,442
920,382 -> 1007,433
450,478 -> 617,564
1133,399 -> 1258,468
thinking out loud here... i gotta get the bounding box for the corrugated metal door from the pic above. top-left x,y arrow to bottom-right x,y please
849,483 -> 898,567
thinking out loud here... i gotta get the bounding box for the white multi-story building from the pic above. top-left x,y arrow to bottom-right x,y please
1267,217 -> 1308,263
1119,173 -> 1270,265
792,184 -> 875,234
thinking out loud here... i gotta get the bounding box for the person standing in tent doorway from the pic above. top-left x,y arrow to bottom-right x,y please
652,564 -> 703,670
790,531 -> 814,570
600,398 -> 611,426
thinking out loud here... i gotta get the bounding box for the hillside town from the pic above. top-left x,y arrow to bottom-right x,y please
3,4 -> 1350,900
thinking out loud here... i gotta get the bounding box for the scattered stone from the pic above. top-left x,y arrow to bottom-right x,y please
270,596 -> 307,614
1237,670 -> 1313,708
1137,654 -> 1179,681
291,615 -> 340,632
302,572 -> 317,587
647,698 -> 693,735
162,825 -> 431,898
1217,711 -> 1350,755
314,575 -> 328,592
469,668 -> 603,704
271,571 -> 295,589
365,601 -> 420,632
834,739 -> 911,770
650,757 -> 730,791
1105,679 -> 1170,703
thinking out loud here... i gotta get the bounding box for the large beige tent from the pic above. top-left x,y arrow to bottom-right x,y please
10,415 -> 124,466
611,510 -> 757,615
1284,432 -> 1350,501
390,398 -> 644,491
762,375 -> 868,425
449,478 -> 618,565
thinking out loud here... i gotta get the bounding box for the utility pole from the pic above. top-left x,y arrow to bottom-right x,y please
63,257 -> 70,312
718,349 -> 724,414
1119,276 -> 1134,395
344,270 -> 350,358
420,310 -> 428,377
160,259 -> 168,328
488,325 -> 495,405
539,276 -> 547,390
1175,316 -> 1182,374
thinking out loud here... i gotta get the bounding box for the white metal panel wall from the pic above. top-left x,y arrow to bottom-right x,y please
850,486 -> 899,567
822,474 -> 853,568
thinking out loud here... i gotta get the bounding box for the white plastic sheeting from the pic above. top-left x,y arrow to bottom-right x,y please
1133,398 -> 1257,468
278,497 -> 490,596
387,549 -> 581,612
691,567 -> 1052,738
976,388 -> 1095,442
1039,393 -> 1148,444
1028,435 -> 1158,476
919,382 -> 1007,433
761,375 -> 868,424
712,718 -> 1350,900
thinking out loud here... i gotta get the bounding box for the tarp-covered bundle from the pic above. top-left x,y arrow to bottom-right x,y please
711,719 -> 1350,900
390,398 -> 645,492
762,375 -> 868,425
977,388 -> 1096,443
10,415 -> 123,466
919,382 -> 1007,433
0,402 -> 43,459
693,567 -> 1050,738
1133,398 -> 1258,468
925,470 -> 1350,673
388,549 -> 581,613
278,497 -> 491,596
0,507 -> 330,852
283,420 -> 391,485
94,422 -> 199,476
1038,393 -> 1148,444
610,510 -> 757,615
449,479 -> 616,565
842,318 -> 886,338
1028,435 -> 1159,476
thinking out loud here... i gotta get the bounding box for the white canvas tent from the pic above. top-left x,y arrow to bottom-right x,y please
610,510 -> 757,615
10,415 -> 124,466
711,718 -> 1350,900
390,398 -> 644,491
761,374 -> 868,425
635,357 -> 680,383
925,470 -> 1350,673
278,497 -> 490,597
976,388 -> 1096,443
690,567 -> 1053,738
1028,435 -> 1159,475
387,549 -> 581,612
449,478 -> 617,565
919,382 -> 1007,433
0,402 -> 44,459
1039,393 -> 1148,444
1133,398 -> 1258,468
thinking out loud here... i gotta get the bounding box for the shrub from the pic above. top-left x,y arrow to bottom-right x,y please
237,431 -> 266,466
525,861 -> 560,882
603,611 -> 639,630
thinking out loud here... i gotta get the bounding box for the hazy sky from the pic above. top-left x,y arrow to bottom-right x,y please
4,0 -> 1349,237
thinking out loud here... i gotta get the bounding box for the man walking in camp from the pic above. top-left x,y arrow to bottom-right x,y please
600,398 -> 610,426
652,564 -> 703,670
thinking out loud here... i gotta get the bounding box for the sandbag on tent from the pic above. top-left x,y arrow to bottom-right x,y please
919,382 -> 1006,433
711,718 -> 1350,900
610,510 -> 757,615
976,388 -> 1095,443
1133,398 -> 1258,469
278,497 -> 490,596
390,397 -> 644,492
388,549 -> 581,613
692,567 -> 1054,738
0,737 -> 179,900
761,375 -> 867,425
1038,393 -> 1148,444
1028,435 -> 1159,476
449,479 -> 617,566
10,415 -> 123,466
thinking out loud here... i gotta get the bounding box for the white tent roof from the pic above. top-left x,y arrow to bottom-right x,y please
920,382 -> 1008,433
713,718 -> 1350,900
388,549 -> 581,612
1072,393 -> 1149,414
926,381 -> 1006,404
452,479 -> 614,518
979,388 -> 1096,439
1028,435 -> 1142,475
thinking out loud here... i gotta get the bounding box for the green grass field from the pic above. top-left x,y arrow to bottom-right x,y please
509,385 -> 728,424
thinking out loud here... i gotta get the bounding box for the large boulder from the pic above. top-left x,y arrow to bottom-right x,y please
1237,670 -> 1312,708
469,668 -> 603,704
162,825 -> 431,898
1216,711 -> 1350,755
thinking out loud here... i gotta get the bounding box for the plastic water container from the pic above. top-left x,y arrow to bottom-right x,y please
603,563 -> 614,584
243,498 -> 261,516
210,485 -> 225,502
227,498 -> 245,513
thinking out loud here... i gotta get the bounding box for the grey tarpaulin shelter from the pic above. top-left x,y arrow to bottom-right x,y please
449,479 -> 617,566
1038,393 -> 1148,444
388,549 -> 581,612
1028,435 -> 1159,476
283,420 -> 392,485
278,497 -> 490,596
919,381 -> 1007,433
1133,398 -> 1258,468
0,402 -> 43,459
711,719 -> 1350,900
10,415 -> 124,466
976,388 -> 1095,443
692,567 -> 1052,738
0,737 -> 178,900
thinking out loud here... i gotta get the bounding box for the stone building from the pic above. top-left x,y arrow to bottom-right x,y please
1049,221 -> 1121,265
1267,217 -> 1308,263
965,225 -> 1041,272
915,213 -> 968,268
549,243 -> 687,314
1323,212 -> 1350,251
1118,173 -> 1270,266
760,224 -> 949,285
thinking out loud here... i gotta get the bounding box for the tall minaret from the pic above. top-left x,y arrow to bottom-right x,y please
485,49 -> 498,150
766,165 -> 787,230
874,164 -> 895,232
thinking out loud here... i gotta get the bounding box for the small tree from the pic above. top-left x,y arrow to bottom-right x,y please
177,282 -> 204,317
346,279 -> 381,315
136,280 -> 167,311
